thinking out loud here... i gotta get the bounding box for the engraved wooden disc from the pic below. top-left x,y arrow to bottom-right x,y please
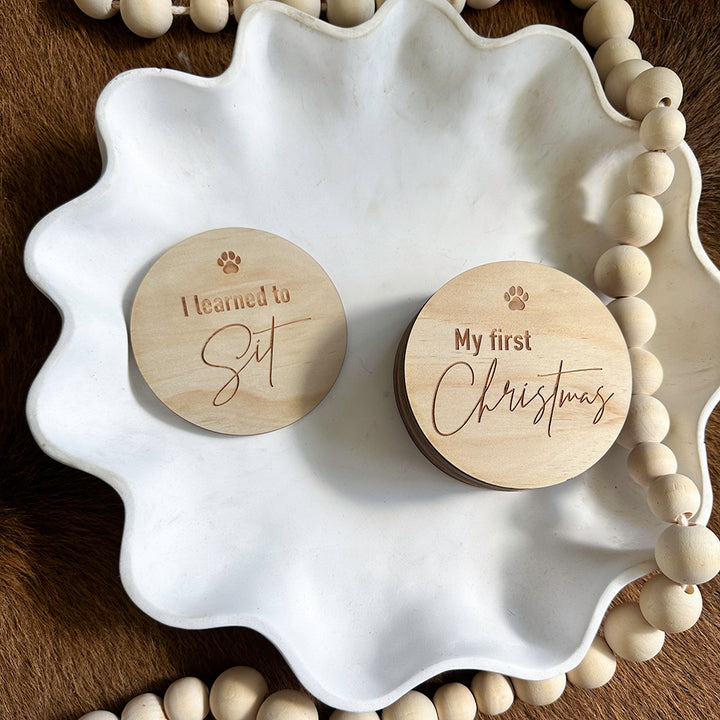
397,261 -> 632,490
130,228 -> 347,435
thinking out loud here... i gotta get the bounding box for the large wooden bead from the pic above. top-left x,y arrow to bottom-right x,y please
190,0 -> 228,32
382,691 -> 437,720
209,667 -> 268,720
647,473 -> 700,523
280,0 -> 322,17
604,602 -> 665,661
639,574 -> 703,633
326,0 -> 375,26
639,107 -> 687,152
466,0 -> 501,8
121,694 -> 168,720
163,677 -> 209,720
593,37 -> 641,83
257,691 -> 317,720
74,0 -> 119,19
616,394 -> 670,449
432,683 -> 476,720
626,67 -> 684,121
606,193 -> 663,248
594,245 -> 651,298
630,347 -> 663,395
608,296 -> 656,347
330,712 -> 380,720
469,672 -> 514,716
120,0 -> 173,38
79,713 -> 120,720
627,442 -> 677,487
583,0 -> 633,49
233,0 -> 262,20
655,523 -> 720,586
628,151 -> 675,197
566,635 -> 616,689
511,675 -> 566,707
605,59 -> 652,113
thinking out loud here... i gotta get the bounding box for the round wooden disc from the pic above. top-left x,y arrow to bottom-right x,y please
400,261 -> 632,490
130,228 -> 347,435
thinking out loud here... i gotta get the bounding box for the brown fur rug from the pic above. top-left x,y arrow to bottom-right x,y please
1,1 -> 719,718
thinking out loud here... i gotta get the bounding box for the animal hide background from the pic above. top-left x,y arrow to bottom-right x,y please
1,1 -> 719,718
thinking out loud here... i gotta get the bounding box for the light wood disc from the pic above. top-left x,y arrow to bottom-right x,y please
131,228 -> 347,435
397,261 -> 632,490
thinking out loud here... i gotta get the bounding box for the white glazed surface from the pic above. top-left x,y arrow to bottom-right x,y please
25,0 -> 720,711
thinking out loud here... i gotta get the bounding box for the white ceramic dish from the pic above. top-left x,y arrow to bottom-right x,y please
25,0 -> 720,710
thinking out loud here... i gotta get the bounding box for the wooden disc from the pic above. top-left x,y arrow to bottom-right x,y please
398,261 -> 632,490
130,228 -> 347,435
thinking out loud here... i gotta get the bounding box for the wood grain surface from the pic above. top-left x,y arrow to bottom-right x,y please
2,1 -> 719,719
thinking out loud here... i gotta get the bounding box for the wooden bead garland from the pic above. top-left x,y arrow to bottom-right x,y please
75,1 -> 720,719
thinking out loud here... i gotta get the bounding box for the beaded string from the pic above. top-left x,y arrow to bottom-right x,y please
76,0 -> 720,718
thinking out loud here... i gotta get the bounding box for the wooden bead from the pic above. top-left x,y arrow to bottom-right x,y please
627,442 -> 677,487
607,297 -> 656,347
511,675 -> 566,707
606,193 -> 663,248
593,38 -> 641,83
629,347 -> 663,395
280,0 -> 322,17
647,473 -> 700,523
616,394 -> 670,449
121,694 -> 168,720
605,59 -> 652,114
432,683 -> 476,720
639,107 -> 687,152
326,0 -> 375,27
626,67 -> 684,121
469,672 -> 514,716
447,0 -> 466,13
233,0 -> 261,20
209,667 -> 268,720
330,712 -> 380,720
163,677 -> 209,720
74,0 -> 119,20
120,0 -> 173,38
603,602 -> 665,662
628,151 -> 675,197
382,691 -> 437,720
594,245 -> 651,298
190,0 -> 228,33
639,574 -> 703,633
655,523 -> 720,586
566,635 -> 616,689
466,0 -> 501,8
79,712 -> 120,720
257,691 -> 317,720
583,0 -> 634,49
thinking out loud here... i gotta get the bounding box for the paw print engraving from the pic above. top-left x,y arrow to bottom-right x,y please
217,250 -> 240,274
504,285 -> 528,311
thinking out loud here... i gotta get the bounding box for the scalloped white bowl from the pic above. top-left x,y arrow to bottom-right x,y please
25,0 -> 720,710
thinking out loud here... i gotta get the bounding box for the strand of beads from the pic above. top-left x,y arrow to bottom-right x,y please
580,0 -> 720,677
74,0 -> 478,38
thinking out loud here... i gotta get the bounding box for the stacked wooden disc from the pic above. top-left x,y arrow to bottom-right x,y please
394,261 -> 633,490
